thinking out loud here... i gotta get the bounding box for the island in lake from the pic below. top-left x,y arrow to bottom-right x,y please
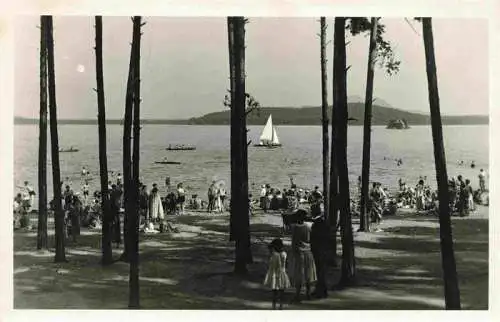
386,119 -> 410,129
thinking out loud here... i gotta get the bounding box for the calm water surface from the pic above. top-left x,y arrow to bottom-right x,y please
14,124 -> 489,207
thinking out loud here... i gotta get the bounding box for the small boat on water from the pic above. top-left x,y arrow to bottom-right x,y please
154,158 -> 181,165
59,147 -> 79,153
253,114 -> 282,148
166,144 -> 196,151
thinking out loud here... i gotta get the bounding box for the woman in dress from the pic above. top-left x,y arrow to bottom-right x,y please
263,238 -> 290,310
149,187 -> 165,225
291,209 -> 317,303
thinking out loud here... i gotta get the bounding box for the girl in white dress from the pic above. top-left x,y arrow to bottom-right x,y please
264,238 -> 290,310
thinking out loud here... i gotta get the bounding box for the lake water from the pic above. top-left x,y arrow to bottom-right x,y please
14,124 -> 489,206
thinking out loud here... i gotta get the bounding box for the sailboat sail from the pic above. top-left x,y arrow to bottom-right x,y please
258,114 -> 281,146
272,127 -> 280,144
259,115 -> 274,144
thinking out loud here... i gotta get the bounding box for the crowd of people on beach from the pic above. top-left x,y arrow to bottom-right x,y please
14,162 -> 488,238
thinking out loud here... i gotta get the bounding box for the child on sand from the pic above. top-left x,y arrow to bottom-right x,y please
264,238 -> 290,310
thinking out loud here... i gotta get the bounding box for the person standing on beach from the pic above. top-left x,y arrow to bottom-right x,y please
207,181 -> 216,213
464,179 -> 474,213
219,186 -> 227,212
165,176 -> 171,193
260,184 -> 267,210
177,183 -> 186,215
20,181 -> 35,212
291,209 -> 317,303
263,238 -> 290,310
63,185 -> 74,212
149,186 -> 164,223
139,184 -> 149,225
478,169 -> 487,192
310,214 -> 328,299
82,180 -> 90,203
109,184 -> 123,246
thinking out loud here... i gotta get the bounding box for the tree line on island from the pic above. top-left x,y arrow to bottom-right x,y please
35,16 -> 461,309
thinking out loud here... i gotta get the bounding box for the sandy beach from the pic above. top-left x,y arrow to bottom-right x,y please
13,205 -> 488,309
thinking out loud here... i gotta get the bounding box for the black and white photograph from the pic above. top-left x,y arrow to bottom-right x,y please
2,0 -> 498,316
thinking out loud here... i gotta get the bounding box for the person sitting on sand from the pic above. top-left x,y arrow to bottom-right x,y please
189,194 -> 202,210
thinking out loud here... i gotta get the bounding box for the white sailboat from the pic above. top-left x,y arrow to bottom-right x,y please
254,114 -> 282,147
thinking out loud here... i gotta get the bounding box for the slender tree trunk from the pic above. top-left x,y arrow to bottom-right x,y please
121,21 -> 136,261
328,24 -> 339,267
227,18 -> 237,242
359,17 -> 378,232
37,16 -> 48,250
94,16 -> 113,265
44,15 -> 66,262
240,19 -> 252,267
128,15 -> 142,309
232,16 -> 252,274
422,18 -> 461,310
334,17 -> 355,286
320,17 -> 330,222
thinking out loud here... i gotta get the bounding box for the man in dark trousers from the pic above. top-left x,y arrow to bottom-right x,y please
110,184 -> 122,247
311,213 -> 329,298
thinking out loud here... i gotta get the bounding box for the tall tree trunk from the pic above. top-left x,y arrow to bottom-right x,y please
422,18 -> 461,310
37,16 -> 48,250
232,16 -> 252,274
320,17 -> 330,222
240,19 -> 252,267
328,25 -> 339,267
44,15 -> 66,262
128,15 -> 142,309
359,17 -> 378,232
121,20 -> 136,261
95,16 -> 113,265
227,18 -> 237,242
334,17 -> 355,286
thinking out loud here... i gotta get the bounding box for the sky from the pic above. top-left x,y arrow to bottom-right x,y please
14,17 -> 488,119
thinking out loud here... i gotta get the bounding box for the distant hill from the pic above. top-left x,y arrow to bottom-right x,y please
14,117 -> 189,125
187,103 -> 489,126
15,104 -> 488,126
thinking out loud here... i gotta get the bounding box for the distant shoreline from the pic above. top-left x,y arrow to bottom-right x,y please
13,122 -> 489,127
15,103 -> 489,126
